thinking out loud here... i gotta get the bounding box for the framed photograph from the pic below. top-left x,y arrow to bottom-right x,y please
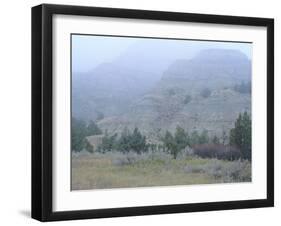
32,4 -> 274,221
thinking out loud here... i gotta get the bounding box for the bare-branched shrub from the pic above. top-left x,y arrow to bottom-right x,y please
193,144 -> 242,160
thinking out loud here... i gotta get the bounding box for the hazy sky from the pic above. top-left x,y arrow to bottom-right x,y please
72,34 -> 252,73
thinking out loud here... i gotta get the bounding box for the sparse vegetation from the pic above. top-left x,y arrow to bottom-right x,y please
233,81 -> 251,94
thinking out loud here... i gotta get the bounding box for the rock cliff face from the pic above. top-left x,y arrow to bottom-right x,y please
73,48 -> 251,137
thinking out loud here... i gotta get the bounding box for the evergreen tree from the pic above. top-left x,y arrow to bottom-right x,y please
212,135 -> 220,144
86,120 -> 102,136
98,131 -> 117,153
229,112 -> 252,161
173,127 -> 189,159
118,127 -> 131,153
163,131 -> 175,155
222,130 -> 228,145
71,117 -> 87,152
174,126 -> 189,150
130,128 -> 147,154
163,127 -> 189,159
199,130 -> 209,144
190,131 -> 200,146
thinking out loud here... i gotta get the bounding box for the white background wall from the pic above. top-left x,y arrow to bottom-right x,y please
0,0 -> 279,225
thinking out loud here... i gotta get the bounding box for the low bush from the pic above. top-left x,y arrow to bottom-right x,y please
111,152 -> 140,166
110,150 -> 172,166
183,159 -> 251,182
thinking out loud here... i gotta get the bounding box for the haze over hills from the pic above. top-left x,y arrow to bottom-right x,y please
72,46 -> 251,138
163,49 -> 251,81
72,62 -> 160,120
95,38 -> 252,75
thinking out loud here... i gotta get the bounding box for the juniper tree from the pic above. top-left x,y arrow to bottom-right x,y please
117,127 -> 131,153
71,117 -> 87,152
98,131 -> 118,153
163,131 -> 175,156
163,127 -> 189,159
229,112 -> 252,161
130,128 -> 147,154
199,130 -> 209,144
86,120 -> 102,136
212,135 -> 220,144
190,131 -> 200,146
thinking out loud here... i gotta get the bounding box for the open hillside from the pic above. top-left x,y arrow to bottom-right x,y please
95,49 -> 251,137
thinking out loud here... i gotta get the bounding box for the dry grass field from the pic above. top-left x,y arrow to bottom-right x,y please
71,151 -> 251,190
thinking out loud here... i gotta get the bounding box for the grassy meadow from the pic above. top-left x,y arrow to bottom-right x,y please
71,151 -> 251,190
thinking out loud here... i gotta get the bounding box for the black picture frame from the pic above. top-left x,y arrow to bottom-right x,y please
32,3 -> 274,222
